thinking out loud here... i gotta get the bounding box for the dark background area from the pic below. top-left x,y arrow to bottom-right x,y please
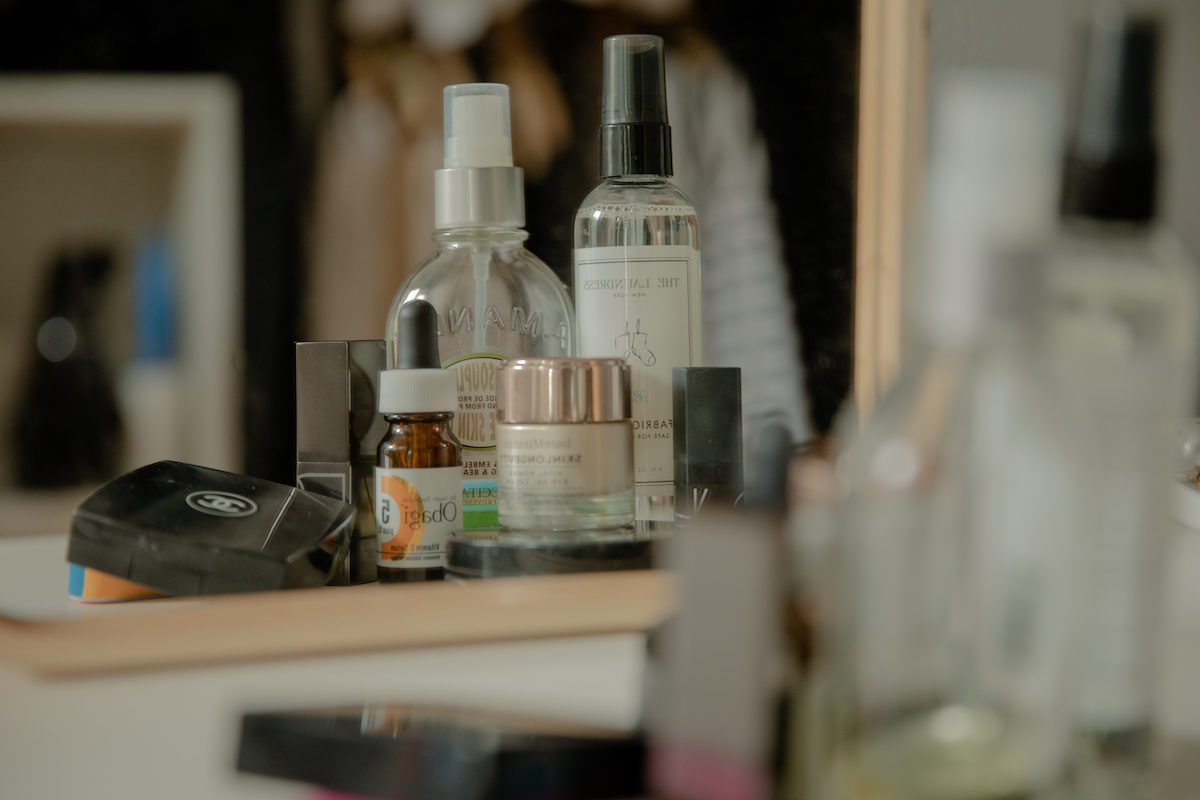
698,1 -> 858,436
0,0 -> 321,483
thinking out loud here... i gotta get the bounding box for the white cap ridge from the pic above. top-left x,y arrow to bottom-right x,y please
378,368 -> 457,415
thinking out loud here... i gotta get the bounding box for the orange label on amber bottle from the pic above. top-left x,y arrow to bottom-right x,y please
378,474 -> 425,559
375,466 -> 461,568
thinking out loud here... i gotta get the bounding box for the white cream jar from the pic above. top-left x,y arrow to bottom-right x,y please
495,358 -> 633,531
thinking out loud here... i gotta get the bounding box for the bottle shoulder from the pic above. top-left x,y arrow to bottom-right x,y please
836,340 -> 1068,496
385,238 -> 575,364
391,244 -> 572,311
1047,221 -> 1200,357
399,242 -> 565,290
378,418 -> 461,469
1052,221 -> 1197,276
574,178 -> 697,218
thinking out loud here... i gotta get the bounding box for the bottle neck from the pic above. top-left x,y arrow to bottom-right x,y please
433,226 -> 528,247
385,412 -> 455,426
601,174 -> 673,186
434,165 -> 524,230
1060,213 -> 1156,238
600,122 -> 673,179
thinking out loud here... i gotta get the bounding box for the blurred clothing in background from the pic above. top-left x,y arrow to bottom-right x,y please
306,0 -> 813,454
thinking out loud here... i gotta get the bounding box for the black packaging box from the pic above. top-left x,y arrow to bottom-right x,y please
296,339 -> 388,584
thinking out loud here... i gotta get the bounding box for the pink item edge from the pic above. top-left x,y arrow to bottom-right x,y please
649,742 -> 769,800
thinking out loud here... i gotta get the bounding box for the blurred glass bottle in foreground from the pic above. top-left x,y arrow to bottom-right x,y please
810,73 -> 1081,800
1044,8 -> 1200,798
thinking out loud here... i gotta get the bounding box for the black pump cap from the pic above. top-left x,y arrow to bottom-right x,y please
1061,12 -> 1160,222
394,300 -> 441,369
599,34 -> 673,178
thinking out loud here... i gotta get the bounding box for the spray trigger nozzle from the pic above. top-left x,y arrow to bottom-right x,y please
443,83 -> 514,169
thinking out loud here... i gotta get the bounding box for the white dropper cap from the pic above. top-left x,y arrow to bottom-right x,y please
443,83 -> 513,168
434,83 -> 525,229
378,300 -> 457,414
377,368 -> 457,415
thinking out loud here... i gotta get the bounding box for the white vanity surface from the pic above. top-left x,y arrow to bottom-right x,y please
3,524 -> 1200,800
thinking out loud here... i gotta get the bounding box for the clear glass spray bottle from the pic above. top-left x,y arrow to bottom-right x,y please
573,35 -> 702,527
385,83 -> 574,534
1045,11 -> 1200,797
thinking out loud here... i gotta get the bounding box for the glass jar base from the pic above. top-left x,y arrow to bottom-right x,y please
498,492 -> 634,533
446,525 -> 664,579
498,512 -> 635,532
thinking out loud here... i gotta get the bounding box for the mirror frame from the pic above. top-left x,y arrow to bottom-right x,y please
854,0 -> 928,419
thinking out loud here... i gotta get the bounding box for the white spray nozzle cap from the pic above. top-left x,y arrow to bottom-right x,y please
443,83 -> 513,169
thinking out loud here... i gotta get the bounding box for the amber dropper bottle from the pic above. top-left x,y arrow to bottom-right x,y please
375,300 -> 463,582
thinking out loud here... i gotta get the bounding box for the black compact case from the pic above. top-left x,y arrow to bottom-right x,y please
237,704 -> 646,800
68,461 -> 354,594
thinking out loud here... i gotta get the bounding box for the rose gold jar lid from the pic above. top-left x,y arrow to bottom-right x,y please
496,358 -> 631,423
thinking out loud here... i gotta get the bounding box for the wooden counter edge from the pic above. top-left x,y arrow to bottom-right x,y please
0,569 -> 676,677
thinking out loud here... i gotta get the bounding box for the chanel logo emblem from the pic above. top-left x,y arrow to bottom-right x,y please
185,491 -> 258,518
